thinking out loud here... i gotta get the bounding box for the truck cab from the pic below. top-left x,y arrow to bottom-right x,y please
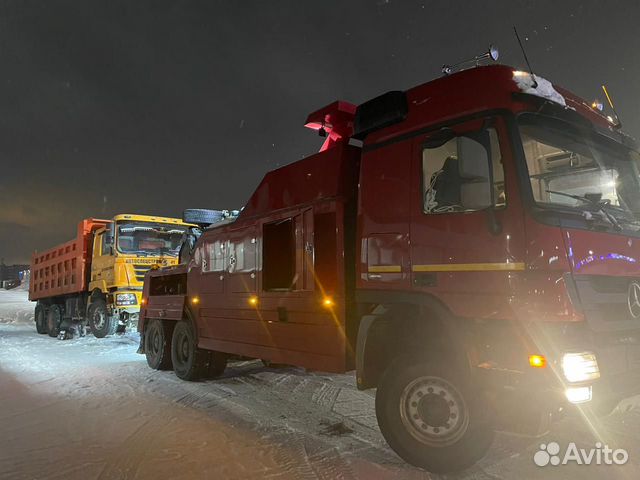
86,213 -> 192,337
139,64 -> 640,472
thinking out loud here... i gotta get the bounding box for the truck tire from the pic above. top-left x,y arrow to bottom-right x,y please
35,305 -> 48,334
171,321 -> 208,381
46,305 -> 62,338
145,319 -> 173,370
182,209 -> 225,226
375,357 -> 494,473
88,298 -> 117,338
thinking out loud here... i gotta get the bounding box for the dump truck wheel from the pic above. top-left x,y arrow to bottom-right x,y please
182,209 -> 225,225
171,321 -> 208,381
88,298 -> 117,338
207,351 -> 228,378
375,357 -> 494,473
145,319 -> 173,370
46,305 -> 62,338
35,305 -> 48,334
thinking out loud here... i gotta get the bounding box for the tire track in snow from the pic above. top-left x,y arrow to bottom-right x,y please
96,417 -> 166,480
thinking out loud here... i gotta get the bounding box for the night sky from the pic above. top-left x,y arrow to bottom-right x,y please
0,0 -> 638,263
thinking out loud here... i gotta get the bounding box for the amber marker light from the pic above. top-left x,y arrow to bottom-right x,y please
248,295 -> 259,307
322,297 -> 335,308
529,354 -> 547,368
140,298 -> 146,306
191,296 -> 200,305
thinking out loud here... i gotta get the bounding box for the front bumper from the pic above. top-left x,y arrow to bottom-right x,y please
108,290 -> 142,327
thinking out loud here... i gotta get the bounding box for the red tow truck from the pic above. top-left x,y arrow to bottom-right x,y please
139,62 -> 640,472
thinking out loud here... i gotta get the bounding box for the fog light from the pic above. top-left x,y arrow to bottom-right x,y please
566,386 -> 592,404
562,352 -> 599,383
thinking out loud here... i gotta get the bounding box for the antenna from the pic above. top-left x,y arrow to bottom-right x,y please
513,26 -> 538,88
601,85 -> 622,129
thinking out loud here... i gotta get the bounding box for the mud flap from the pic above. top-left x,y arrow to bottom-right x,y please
137,332 -> 145,354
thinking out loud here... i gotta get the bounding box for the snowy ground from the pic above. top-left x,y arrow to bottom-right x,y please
2,289 -> 640,479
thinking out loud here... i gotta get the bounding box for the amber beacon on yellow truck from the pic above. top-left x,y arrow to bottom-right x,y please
29,214 -> 192,338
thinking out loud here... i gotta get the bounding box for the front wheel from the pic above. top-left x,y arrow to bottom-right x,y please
88,298 -> 117,338
375,357 -> 494,473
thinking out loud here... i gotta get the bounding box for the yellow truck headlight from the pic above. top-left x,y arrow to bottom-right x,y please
116,293 -> 138,306
562,352 -> 600,383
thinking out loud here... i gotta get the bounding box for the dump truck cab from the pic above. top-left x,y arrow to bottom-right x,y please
86,213 -> 192,336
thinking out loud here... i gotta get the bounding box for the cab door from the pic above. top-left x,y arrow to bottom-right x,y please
90,229 -> 114,290
409,116 -> 525,319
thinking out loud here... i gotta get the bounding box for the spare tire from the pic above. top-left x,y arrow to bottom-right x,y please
183,209 -> 225,226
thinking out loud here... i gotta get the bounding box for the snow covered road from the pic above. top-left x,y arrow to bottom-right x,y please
2,289 -> 640,480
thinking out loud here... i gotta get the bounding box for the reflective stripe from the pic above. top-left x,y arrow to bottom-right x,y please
412,262 -> 525,272
368,265 -> 402,273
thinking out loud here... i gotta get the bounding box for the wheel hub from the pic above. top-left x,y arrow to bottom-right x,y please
152,331 -> 161,351
399,375 -> 469,447
179,335 -> 190,362
93,310 -> 105,330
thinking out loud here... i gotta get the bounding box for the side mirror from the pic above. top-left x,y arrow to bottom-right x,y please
105,222 -> 115,245
457,136 -> 492,211
179,227 -> 203,264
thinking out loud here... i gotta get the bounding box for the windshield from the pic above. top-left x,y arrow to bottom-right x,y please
116,222 -> 187,256
519,114 -> 640,224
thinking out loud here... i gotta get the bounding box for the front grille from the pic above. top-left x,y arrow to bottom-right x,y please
133,265 -> 151,282
574,275 -> 640,332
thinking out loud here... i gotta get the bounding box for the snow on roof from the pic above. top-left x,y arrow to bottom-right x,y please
512,70 -> 566,107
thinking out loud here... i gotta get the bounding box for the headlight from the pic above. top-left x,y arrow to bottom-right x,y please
562,352 -> 600,383
116,293 -> 138,306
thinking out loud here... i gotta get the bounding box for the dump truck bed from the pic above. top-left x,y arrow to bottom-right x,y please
29,218 -> 110,301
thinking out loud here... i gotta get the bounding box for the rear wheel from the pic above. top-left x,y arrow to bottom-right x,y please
375,357 -> 494,473
145,319 -> 173,370
88,298 -> 117,338
46,305 -> 62,338
171,321 -> 208,381
35,305 -> 48,334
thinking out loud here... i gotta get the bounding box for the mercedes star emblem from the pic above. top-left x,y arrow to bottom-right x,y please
628,282 -> 640,318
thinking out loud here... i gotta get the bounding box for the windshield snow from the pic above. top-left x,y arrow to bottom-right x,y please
518,114 -> 640,224
116,222 -> 187,256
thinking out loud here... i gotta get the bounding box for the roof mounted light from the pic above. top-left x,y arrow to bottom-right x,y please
442,45 -> 499,75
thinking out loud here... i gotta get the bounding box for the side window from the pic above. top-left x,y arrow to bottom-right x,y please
101,232 -> 111,256
204,240 -> 225,272
422,127 -> 505,214
263,218 -> 296,291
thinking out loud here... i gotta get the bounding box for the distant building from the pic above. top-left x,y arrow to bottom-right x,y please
0,260 -> 29,283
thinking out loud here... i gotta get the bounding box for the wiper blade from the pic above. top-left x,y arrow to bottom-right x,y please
546,190 -> 623,231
